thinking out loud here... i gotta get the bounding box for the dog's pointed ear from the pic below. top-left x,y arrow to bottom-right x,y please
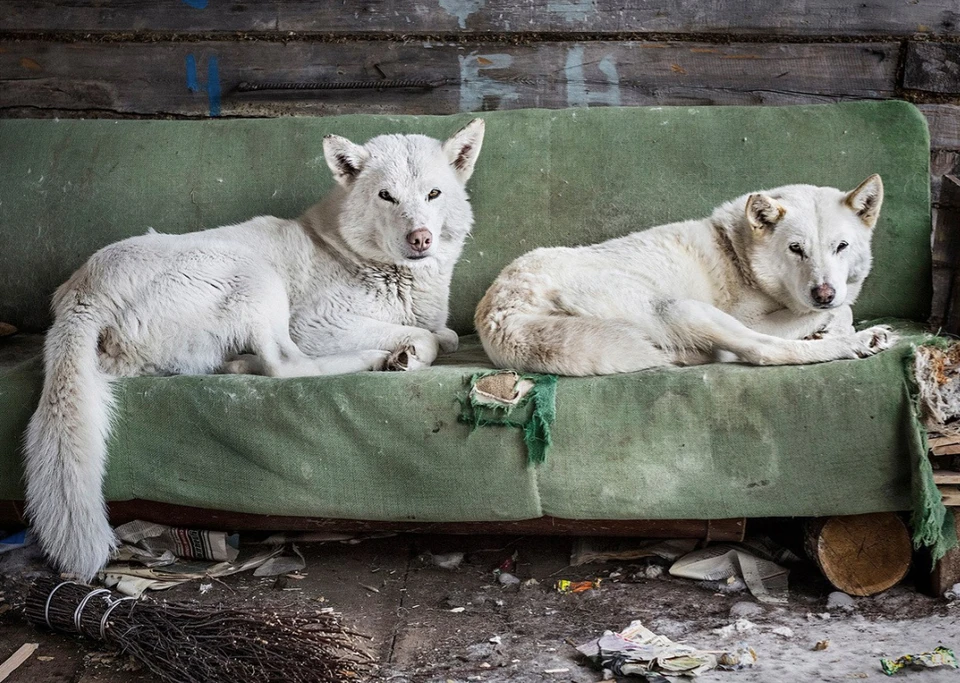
845,174 -> 884,228
442,118 -> 485,183
745,193 -> 786,233
323,135 -> 370,186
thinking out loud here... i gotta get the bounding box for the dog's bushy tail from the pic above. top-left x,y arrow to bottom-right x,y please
24,303 -> 117,580
478,312 -> 670,376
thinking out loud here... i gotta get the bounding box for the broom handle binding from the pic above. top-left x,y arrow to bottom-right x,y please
73,588 -> 110,634
99,596 -> 136,641
44,581 -> 79,629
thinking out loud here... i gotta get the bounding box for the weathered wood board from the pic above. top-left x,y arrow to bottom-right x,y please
0,40 -> 900,117
2,0 -> 959,36
904,42 -> 960,95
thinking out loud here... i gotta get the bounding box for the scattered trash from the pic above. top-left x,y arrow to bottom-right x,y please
556,579 -> 601,594
102,545 -> 286,597
522,578 -> 540,588
498,572 -> 521,586
198,583 -> 212,595
712,619 -> 756,639
450,607 -> 466,613
880,647 -> 957,675
698,576 -> 747,595
642,565 -> 665,579
114,520 -> 239,563
827,591 -> 856,612
543,668 -> 570,674
359,584 -> 380,594
717,641 -> 757,670
771,626 -> 794,638
944,583 -> 960,601
489,635 -> 502,645
253,544 -> 305,577
670,537 -> 798,604
577,620 -> 718,677
814,640 -> 830,651
571,538 -> 697,566
432,552 -> 465,570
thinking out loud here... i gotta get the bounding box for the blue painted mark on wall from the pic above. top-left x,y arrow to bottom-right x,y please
439,0 -> 486,29
185,53 -> 222,117
181,0 -> 208,8
458,53 -> 520,112
565,45 -> 621,108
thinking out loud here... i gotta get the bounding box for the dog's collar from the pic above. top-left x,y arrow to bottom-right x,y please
711,219 -> 759,290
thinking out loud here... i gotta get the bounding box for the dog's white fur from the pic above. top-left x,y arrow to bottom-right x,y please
477,175 -> 897,376
24,119 -> 485,580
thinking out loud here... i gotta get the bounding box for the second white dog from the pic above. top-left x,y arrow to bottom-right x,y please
476,175 -> 896,376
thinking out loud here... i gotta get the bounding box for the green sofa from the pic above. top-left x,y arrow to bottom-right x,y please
0,102 -> 953,555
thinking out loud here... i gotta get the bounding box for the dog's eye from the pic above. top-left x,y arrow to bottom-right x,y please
378,190 -> 398,204
427,189 -> 441,200
836,241 -> 849,253
788,243 -> 804,257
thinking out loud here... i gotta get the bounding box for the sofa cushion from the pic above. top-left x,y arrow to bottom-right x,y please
0,326 -> 936,526
0,101 -> 932,333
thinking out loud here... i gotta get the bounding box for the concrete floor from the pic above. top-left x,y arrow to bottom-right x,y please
1,534 -> 958,682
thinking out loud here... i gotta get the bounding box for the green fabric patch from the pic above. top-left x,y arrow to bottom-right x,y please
459,371 -> 558,465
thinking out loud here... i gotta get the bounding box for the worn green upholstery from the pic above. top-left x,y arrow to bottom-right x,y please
0,102 -> 949,552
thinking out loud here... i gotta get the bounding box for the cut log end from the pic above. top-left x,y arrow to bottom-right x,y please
804,513 -> 912,597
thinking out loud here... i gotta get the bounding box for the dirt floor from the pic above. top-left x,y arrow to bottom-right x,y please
0,533 -> 958,682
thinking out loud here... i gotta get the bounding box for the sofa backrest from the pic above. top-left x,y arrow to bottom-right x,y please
0,101 -> 931,333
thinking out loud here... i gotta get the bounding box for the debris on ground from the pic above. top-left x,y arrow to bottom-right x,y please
880,646 -> 958,675
431,552 -> 465,570
827,591 -> 857,612
712,618 -> 756,638
944,583 -> 960,601
570,538 -> 697,566
717,641 -> 757,670
577,620 -> 719,677
114,520 -> 239,563
498,572 -> 521,586
814,639 -> 830,651
669,537 -> 799,604
555,579 -> 601,594
0,642 -> 38,679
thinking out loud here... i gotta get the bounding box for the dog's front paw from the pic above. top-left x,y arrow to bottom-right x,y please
384,342 -> 428,372
434,328 -> 459,354
361,350 -> 392,371
851,325 -> 898,358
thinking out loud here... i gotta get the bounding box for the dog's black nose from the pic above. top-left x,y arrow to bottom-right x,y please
811,284 -> 836,306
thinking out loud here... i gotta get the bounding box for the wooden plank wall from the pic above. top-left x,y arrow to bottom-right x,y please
1,1 -> 959,328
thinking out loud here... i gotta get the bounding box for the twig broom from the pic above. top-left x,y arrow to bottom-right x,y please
24,576 -> 374,683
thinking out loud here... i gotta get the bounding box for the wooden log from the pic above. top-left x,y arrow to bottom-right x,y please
941,485 -> 960,506
804,513 -> 912,596
2,0 -> 959,36
0,499 -> 746,541
904,42 -> 960,95
919,105 -> 960,151
0,39 -> 900,118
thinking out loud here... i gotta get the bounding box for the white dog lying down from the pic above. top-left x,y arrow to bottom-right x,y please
476,175 -> 896,376
25,119 -> 485,580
